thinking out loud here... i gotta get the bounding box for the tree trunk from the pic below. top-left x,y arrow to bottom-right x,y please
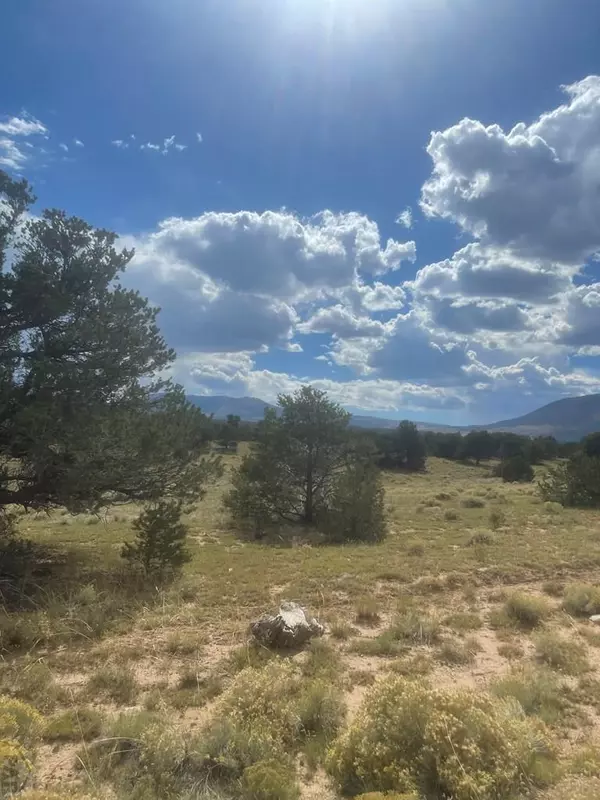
304,450 -> 314,524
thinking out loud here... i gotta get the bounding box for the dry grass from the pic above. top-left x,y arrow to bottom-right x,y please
6,454 -> 600,798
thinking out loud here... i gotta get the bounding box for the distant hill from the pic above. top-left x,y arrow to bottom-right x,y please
185,392 -> 600,441
185,395 -> 275,421
483,393 -> 600,441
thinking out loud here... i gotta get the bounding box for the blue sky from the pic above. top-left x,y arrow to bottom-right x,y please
4,0 -> 600,424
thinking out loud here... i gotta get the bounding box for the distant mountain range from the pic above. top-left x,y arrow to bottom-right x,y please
185,392 -> 600,442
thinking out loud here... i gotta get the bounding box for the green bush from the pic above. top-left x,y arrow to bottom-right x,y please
539,454 -> 600,507
461,496 -> 486,508
504,591 -> 552,629
326,676 -> 556,798
318,460 -> 387,543
122,500 -> 190,576
534,630 -> 590,675
42,707 -> 103,742
494,455 -> 534,483
242,759 -> 300,800
491,666 -> 570,725
562,583 -> 600,617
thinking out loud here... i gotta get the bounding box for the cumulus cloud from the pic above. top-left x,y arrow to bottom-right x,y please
59,143 -> 69,152
412,243 -> 569,304
112,139 -> 129,149
421,76 -> 600,264
424,296 -> 530,334
298,305 -> 386,338
170,351 -> 466,411
368,314 -> 476,385
148,210 -> 415,302
126,246 -> 297,354
196,132 -> 203,143
74,139 -> 84,147
558,283 -> 600,347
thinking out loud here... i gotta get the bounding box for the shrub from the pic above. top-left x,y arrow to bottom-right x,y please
494,455 -> 534,483
534,630 -> 590,674
406,540 -> 425,556
444,612 -> 482,632
0,612 -> 39,653
562,583 -> 600,617
542,579 -> 565,598
489,509 -> 506,530
539,454 -> 600,507
242,759 -> 300,800
388,654 -> 433,677
491,666 -> 569,725
355,598 -> 381,626
318,460 -> 387,543
297,681 -> 345,740
461,496 -> 485,508
326,676 -> 556,798
85,664 -> 138,704
329,621 -> 357,641
0,697 -> 42,747
122,500 -> 191,577
0,738 -> 33,797
435,638 -> 478,666
467,531 -> 495,546
42,707 -> 103,742
443,509 -> 458,521
497,642 -> 524,660
504,591 -> 552,629
301,639 -> 343,683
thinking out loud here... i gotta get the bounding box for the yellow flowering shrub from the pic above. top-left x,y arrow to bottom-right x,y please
220,660 -> 302,746
0,697 -> 42,747
326,676 -> 557,799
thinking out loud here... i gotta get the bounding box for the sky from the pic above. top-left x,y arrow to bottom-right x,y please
4,0 -> 600,424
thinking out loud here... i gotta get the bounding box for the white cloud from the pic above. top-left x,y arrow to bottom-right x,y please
0,138 -> 28,169
170,351 -> 466,412
396,207 -> 413,229
196,132 -> 203,143
412,243 -> 569,304
74,139 -> 84,147
148,210 -> 416,302
421,76 -> 600,264
353,282 -> 406,312
0,113 -> 48,170
298,305 -> 386,338
558,283 -> 600,347
112,139 -> 129,149
139,135 -> 187,155
59,143 -> 69,152
423,295 -> 530,334
0,115 -> 47,137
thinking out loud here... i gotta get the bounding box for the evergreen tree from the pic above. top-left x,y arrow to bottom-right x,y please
0,170 -> 221,522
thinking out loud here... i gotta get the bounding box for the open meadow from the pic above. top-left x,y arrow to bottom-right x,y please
4,452 -> 600,799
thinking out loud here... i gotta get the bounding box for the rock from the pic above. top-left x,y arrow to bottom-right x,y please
590,615 -> 600,625
250,601 -> 324,649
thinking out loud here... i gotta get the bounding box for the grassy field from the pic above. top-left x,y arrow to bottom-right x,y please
4,453 -> 600,799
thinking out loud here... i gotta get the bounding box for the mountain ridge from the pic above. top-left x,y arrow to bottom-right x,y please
185,392 -> 600,441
